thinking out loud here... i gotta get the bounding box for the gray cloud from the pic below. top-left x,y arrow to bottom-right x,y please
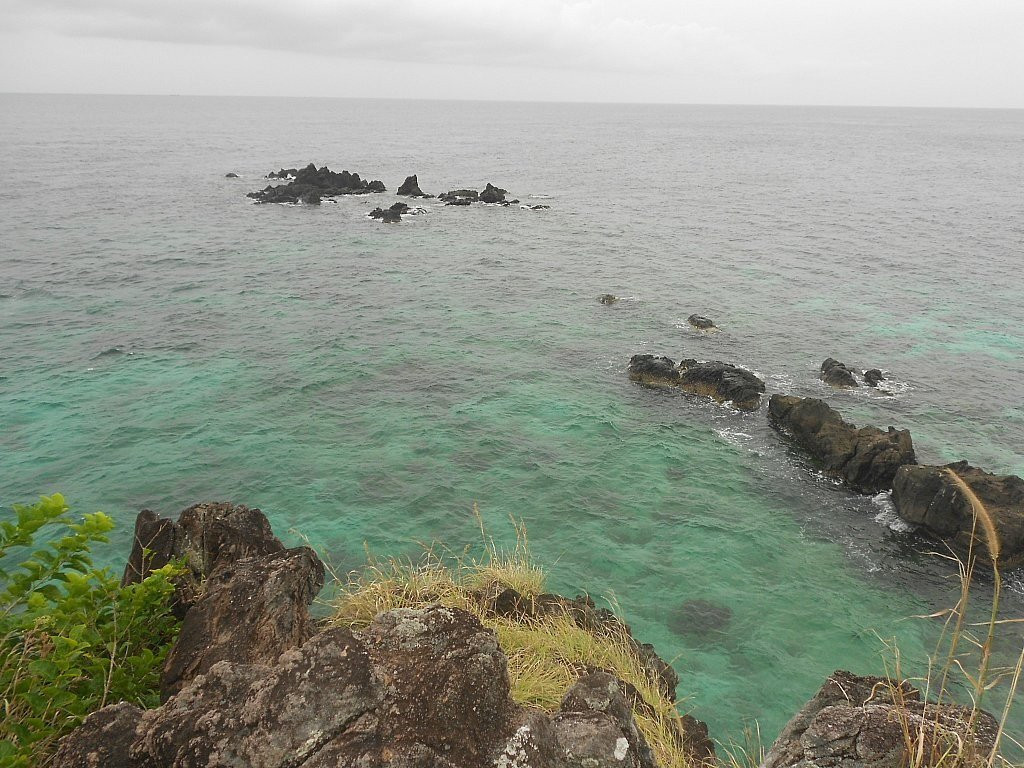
3,0 -> 757,75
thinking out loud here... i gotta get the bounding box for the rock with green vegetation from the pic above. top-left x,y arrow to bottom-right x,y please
762,670 -> 998,768
768,395 -> 916,493
893,460 -> 1024,569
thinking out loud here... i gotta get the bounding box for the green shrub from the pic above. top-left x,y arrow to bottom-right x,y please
0,494 -> 181,766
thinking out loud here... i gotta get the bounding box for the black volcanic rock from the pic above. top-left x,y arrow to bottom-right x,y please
893,461 -> 1024,568
769,395 -> 916,493
820,357 -> 859,388
687,314 -> 717,331
628,355 -> 764,411
479,183 -> 508,204
369,202 -> 410,223
248,163 -> 386,203
864,368 -> 885,387
438,188 -> 479,203
397,174 -> 432,197
225,172 -> 238,178
598,294 -> 619,305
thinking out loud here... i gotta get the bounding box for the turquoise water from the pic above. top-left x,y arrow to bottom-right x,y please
1,95 -> 1023,748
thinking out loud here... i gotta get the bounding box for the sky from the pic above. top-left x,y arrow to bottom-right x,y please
1,0 -> 1022,107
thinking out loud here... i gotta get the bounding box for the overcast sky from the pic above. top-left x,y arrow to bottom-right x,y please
1,0 -> 1022,107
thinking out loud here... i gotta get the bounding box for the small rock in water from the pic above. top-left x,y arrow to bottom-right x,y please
396,174 -> 432,197
479,183 -> 508,204
863,368 -> 884,387
598,294 -> 619,305
687,314 -> 717,331
820,357 -> 859,388
369,202 -> 410,223
225,172 -> 239,178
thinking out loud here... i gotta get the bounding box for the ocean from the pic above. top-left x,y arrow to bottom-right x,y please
1,94 -> 1023,749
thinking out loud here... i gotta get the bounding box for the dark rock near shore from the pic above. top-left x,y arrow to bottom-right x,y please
369,202 -> 410,223
628,355 -> 765,410
248,163 -> 386,203
893,461 -> 1024,568
598,294 -> 620,305
821,357 -> 860,388
438,188 -> 479,203
687,314 -> 717,330
677,359 -> 764,411
479,182 -> 508,203
397,174 -> 432,197
763,670 -> 998,768
864,368 -> 885,387
769,395 -> 916,493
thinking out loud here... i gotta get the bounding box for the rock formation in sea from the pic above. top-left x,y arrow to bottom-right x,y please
687,314 -> 717,331
53,503 -> 714,768
224,172 -> 238,178
762,670 -> 998,768
598,294 -> 620,305
479,183 -> 508,204
628,354 -> 766,411
438,184 -> 521,207
248,163 -> 386,204
863,368 -> 885,387
820,357 -> 860,388
768,395 -> 916,494
893,460 -> 1024,568
396,174 -> 432,197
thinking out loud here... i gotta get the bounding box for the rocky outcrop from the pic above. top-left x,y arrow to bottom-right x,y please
439,188 -> 479,204
598,294 -> 619,305
225,172 -> 238,178
628,355 -> 765,411
893,461 -> 1024,568
821,357 -> 859,388
687,314 -> 717,331
248,163 -> 386,203
56,506 -> 711,768
479,183 -> 508,204
769,395 -> 916,493
763,670 -> 998,768
397,174 -> 432,197
864,368 -> 884,387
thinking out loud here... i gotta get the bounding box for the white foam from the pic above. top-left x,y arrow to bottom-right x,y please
872,491 -> 916,532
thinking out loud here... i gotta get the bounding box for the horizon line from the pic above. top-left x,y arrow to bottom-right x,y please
2,90 -> 1022,112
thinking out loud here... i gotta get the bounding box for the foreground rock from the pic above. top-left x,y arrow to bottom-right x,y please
628,355 -> 765,411
893,461 -> 1024,568
687,314 -> 717,331
396,174 -> 432,197
763,670 -> 998,768
769,395 -> 916,493
56,506 -> 712,768
821,357 -> 860,388
248,163 -> 386,204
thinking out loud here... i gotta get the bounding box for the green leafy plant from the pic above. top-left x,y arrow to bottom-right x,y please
0,494 -> 182,766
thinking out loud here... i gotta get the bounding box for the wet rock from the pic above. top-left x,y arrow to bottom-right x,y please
893,461 -> 1024,568
438,188 -> 479,203
821,357 -> 860,388
528,204 -> 551,210
161,546 -> 325,698
225,172 -> 238,178
397,174 -> 432,197
598,294 -> 620,305
769,395 -> 916,494
677,359 -> 764,411
369,202 -> 410,223
864,368 -> 885,387
479,183 -> 508,204
248,163 -> 386,203
51,702 -> 143,768
687,314 -> 717,330
300,190 -> 321,205
628,355 -> 764,410
763,670 -> 998,768
628,354 -> 681,387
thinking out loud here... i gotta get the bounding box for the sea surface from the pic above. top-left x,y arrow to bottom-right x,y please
2,94 -> 1023,751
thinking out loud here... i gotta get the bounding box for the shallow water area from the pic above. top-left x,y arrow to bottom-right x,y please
1,95 -> 1023,751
